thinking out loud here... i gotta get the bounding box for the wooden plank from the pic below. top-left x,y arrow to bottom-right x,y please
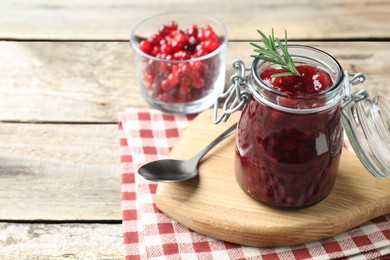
0,41 -> 141,123
0,223 -> 123,259
0,123 -> 122,220
0,0 -> 389,40
0,41 -> 389,123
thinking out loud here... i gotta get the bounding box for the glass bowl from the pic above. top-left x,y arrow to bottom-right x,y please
130,12 -> 228,114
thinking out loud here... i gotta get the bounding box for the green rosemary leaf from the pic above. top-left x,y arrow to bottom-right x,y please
250,42 -> 264,49
271,71 -> 296,77
250,29 -> 300,77
251,55 -> 282,64
252,45 -> 268,53
275,37 -> 289,60
268,36 -> 274,50
257,30 -> 269,44
270,29 -> 276,50
252,48 -> 279,58
284,30 -> 288,49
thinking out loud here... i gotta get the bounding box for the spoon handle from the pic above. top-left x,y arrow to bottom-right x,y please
190,123 -> 237,163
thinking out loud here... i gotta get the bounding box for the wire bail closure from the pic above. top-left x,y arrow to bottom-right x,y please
213,59 -> 252,124
341,70 -> 367,130
342,70 -> 368,107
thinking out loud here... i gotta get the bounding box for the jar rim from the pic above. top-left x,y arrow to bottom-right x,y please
251,44 -> 344,98
247,45 -> 345,114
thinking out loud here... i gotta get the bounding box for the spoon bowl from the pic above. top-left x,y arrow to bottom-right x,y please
137,123 -> 237,182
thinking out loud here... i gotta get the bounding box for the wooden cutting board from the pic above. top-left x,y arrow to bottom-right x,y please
156,109 -> 390,247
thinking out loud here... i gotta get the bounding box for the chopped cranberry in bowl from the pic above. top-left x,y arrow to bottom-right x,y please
130,12 -> 228,114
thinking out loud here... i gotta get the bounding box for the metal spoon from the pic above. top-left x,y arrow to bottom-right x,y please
137,123 -> 237,182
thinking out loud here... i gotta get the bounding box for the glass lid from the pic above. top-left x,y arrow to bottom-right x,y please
341,91 -> 390,178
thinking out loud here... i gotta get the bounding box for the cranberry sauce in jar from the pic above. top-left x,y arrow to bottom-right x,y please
235,46 -> 345,209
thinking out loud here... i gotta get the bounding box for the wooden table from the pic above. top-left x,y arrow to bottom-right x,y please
1,1 -> 389,258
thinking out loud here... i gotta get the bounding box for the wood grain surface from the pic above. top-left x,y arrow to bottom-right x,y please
0,123 -> 121,220
1,41 -> 389,123
0,0 -> 389,40
0,223 -> 123,259
156,110 -> 390,247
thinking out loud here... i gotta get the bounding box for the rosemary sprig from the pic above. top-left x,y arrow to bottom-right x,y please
250,29 -> 300,77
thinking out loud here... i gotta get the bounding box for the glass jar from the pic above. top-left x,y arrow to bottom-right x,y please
214,45 -> 390,209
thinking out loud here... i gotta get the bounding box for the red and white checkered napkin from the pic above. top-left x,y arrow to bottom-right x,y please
119,108 -> 390,260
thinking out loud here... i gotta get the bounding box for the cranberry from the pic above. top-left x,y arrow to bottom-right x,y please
173,30 -> 188,44
170,40 -> 183,53
137,20 -> 222,103
188,36 -> 199,47
194,49 -> 208,58
160,44 -> 173,55
192,77 -> 205,88
235,64 -> 342,208
158,25 -> 171,36
189,61 -> 206,71
167,20 -> 178,31
179,84 -> 191,94
173,50 -> 191,60
204,40 -> 220,53
151,46 -> 160,56
148,34 -> 162,45
143,72 -> 154,83
187,24 -> 198,37
167,72 -> 180,86
139,40 -> 153,55
160,79 -> 173,91
194,43 -> 208,57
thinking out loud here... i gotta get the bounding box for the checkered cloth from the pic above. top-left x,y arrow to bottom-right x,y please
119,108 -> 390,260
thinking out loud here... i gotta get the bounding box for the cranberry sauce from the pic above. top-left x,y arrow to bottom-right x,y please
261,65 -> 333,96
235,65 -> 343,208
